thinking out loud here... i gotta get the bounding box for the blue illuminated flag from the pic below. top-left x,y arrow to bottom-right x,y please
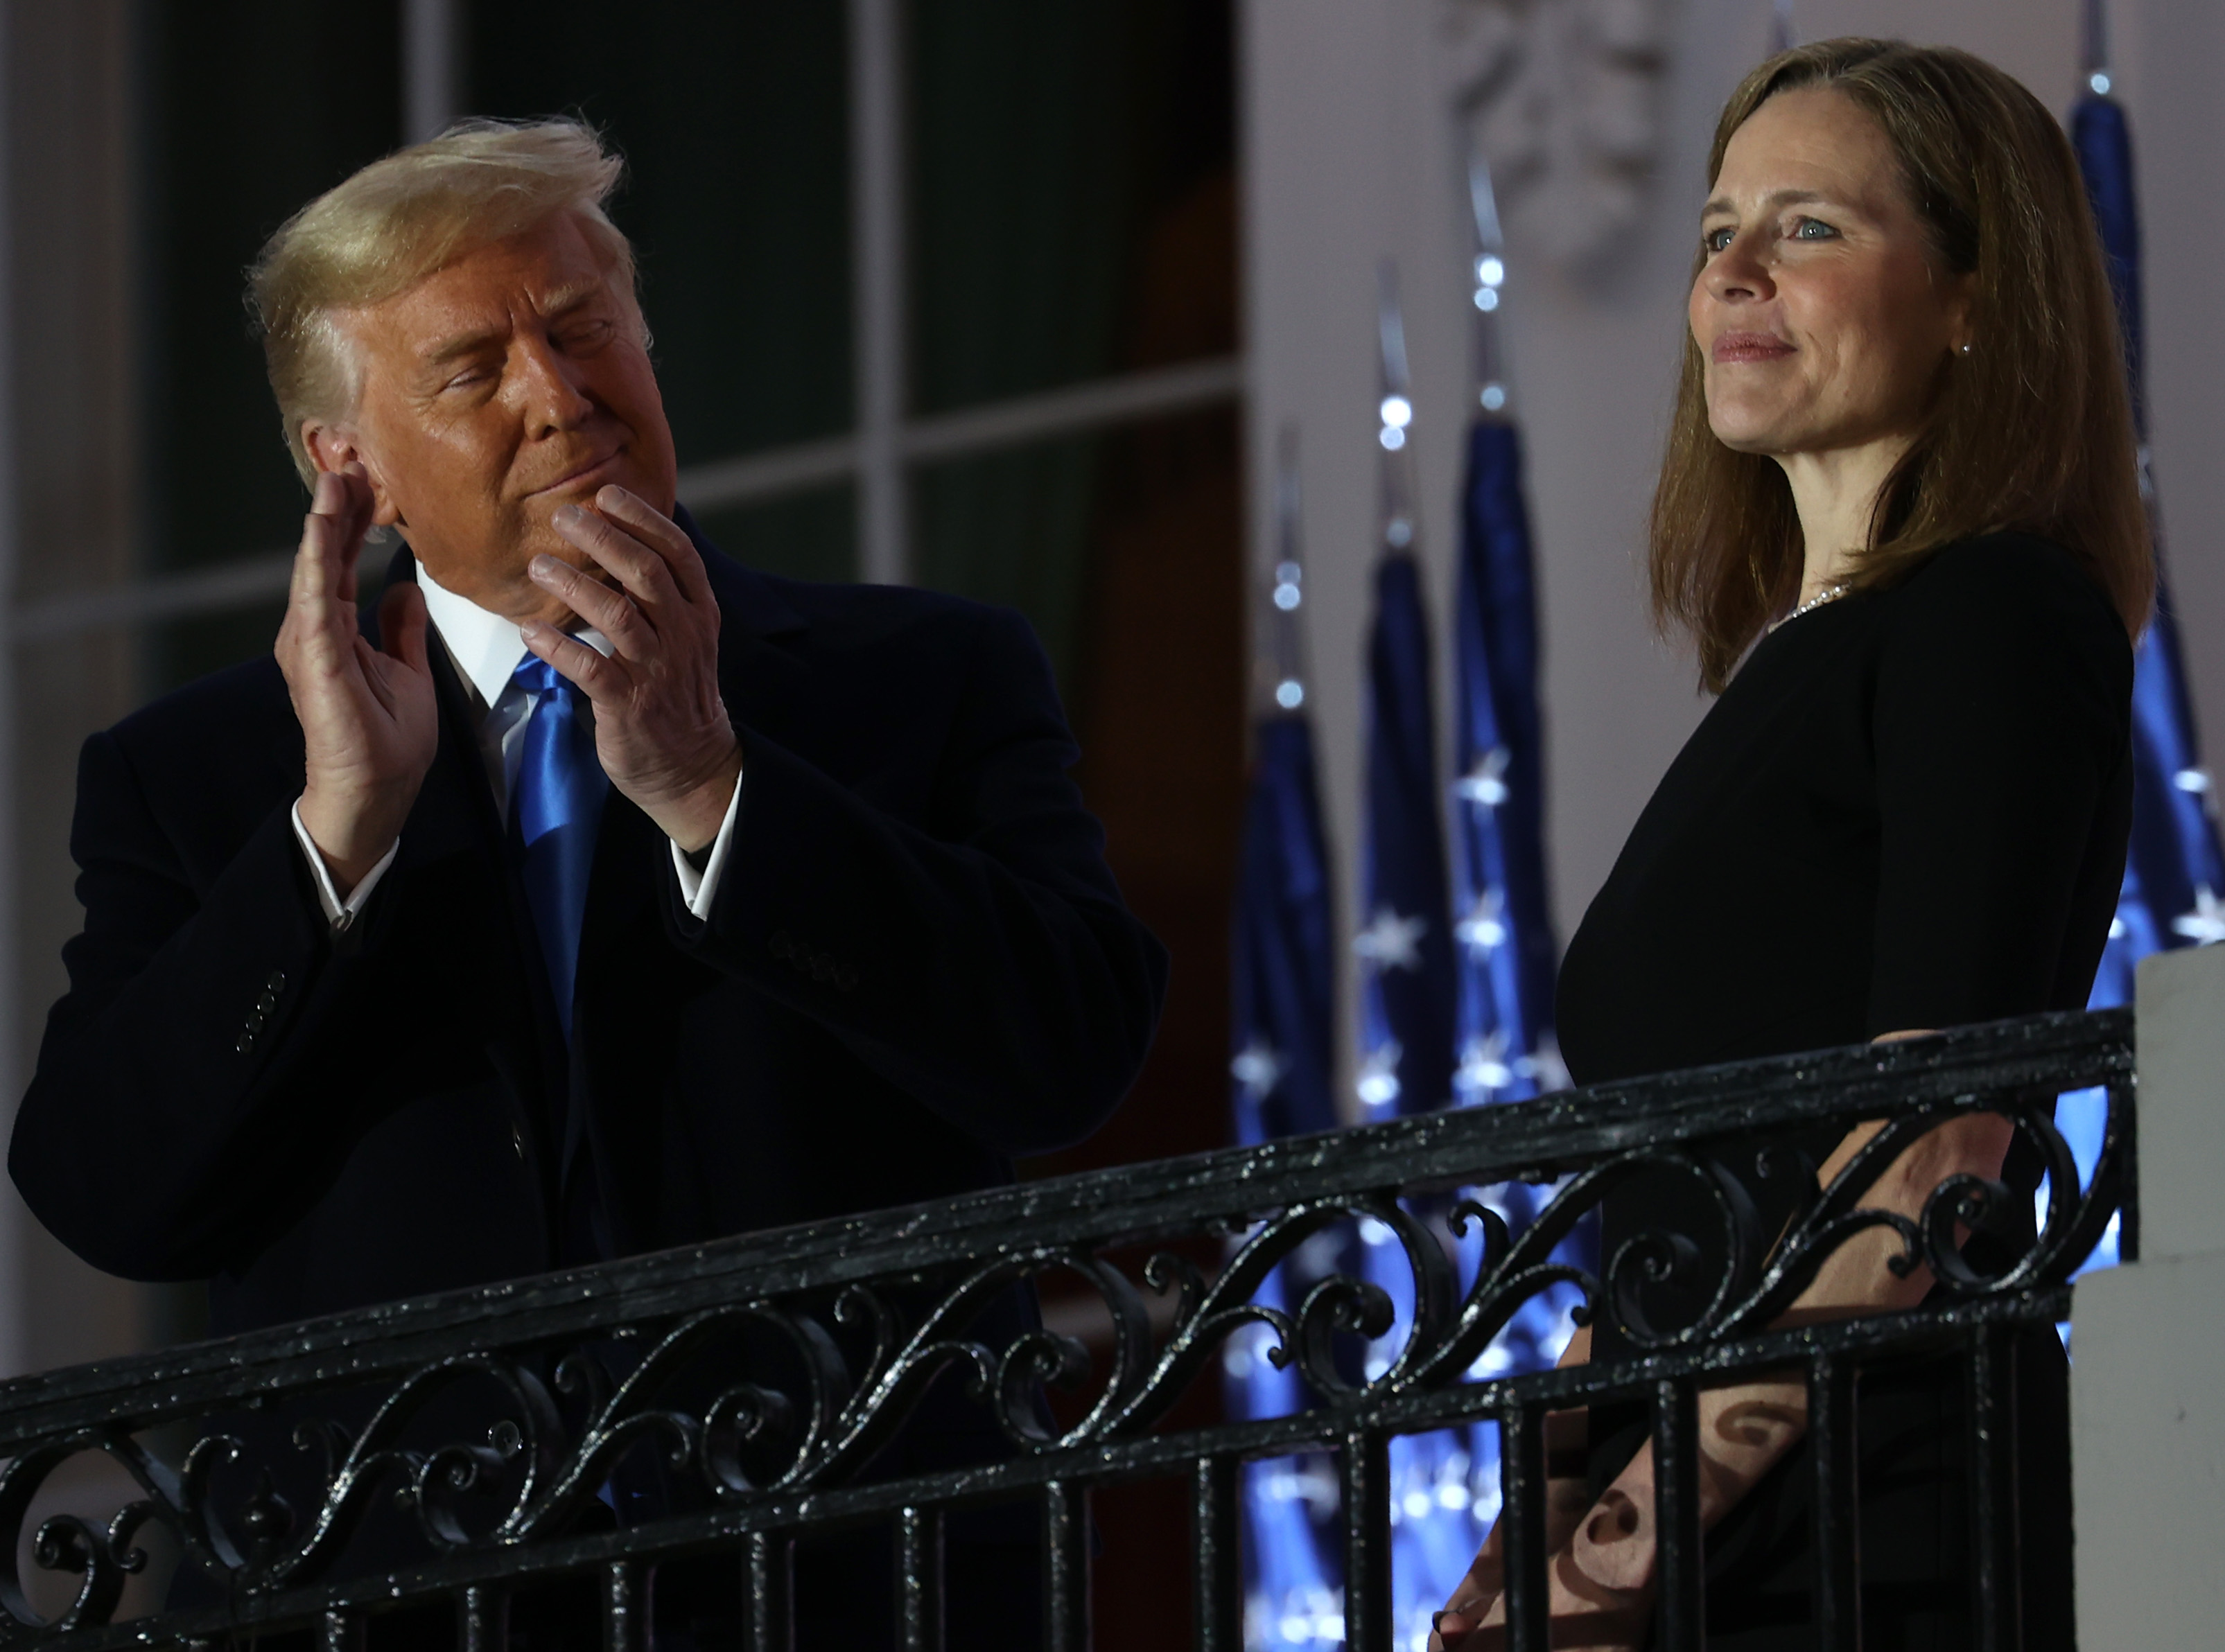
1356,265 -> 1459,1125
1227,430 -> 1348,1642
1449,171 -> 1557,1111
2073,71 -> 2225,996
2066,21 -> 2225,1270
1447,157 -> 1585,1367
1355,262 -> 1598,1649
1356,161 -> 1592,1648
1228,430 -> 1339,1152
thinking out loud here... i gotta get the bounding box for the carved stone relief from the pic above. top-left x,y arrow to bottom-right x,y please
1441,0 -> 1673,270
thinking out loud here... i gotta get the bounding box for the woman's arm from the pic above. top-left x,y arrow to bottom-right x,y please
1437,1043 -> 2007,1650
1431,1326 -> 1598,1640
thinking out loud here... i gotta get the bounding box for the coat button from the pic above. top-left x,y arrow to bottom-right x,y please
510,1125 -> 527,1163
235,1033 -> 254,1055
254,992 -> 277,1014
244,1012 -> 266,1035
265,971 -> 286,994
767,930 -> 795,960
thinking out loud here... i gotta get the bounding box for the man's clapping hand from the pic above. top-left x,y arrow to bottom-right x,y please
279,464 -> 437,896
518,485 -> 741,853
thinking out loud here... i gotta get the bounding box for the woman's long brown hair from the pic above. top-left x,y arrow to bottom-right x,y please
1651,38 -> 2152,692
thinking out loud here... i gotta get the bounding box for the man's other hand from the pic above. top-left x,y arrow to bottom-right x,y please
521,486 -> 741,852
280,464 -> 438,895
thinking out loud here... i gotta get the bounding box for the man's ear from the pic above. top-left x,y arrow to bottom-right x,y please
300,421 -> 404,527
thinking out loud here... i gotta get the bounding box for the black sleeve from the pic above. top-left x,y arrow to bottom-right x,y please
1867,541 -> 2133,1035
9,730 -> 378,1280
665,604 -> 1168,1156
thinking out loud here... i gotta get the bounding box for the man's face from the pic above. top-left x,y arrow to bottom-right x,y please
313,211 -> 679,625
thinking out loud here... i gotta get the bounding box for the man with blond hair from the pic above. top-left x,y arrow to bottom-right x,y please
10,120 -> 1162,1643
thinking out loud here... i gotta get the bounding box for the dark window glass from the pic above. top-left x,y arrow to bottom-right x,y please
908,0 -> 1234,675
137,1 -> 403,577
136,2 -> 403,691
469,1 -> 853,469
143,601 -> 289,701
907,0 -> 1234,416
690,486 -> 856,587
913,434 -> 1100,685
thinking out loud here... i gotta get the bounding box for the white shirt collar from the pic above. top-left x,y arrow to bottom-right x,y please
415,558 -> 610,708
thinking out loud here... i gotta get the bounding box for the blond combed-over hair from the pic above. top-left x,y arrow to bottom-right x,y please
249,117 -> 632,485
1650,39 -> 2152,692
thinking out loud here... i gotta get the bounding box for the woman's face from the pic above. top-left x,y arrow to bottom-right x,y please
1691,87 -> 1972,460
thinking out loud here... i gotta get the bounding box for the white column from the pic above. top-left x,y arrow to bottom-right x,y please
2073,945 -> 2225,1644
848,0 -> 909,586
401,0 -> 462,145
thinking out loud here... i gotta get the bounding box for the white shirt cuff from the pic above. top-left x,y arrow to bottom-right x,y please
670,771 -> 744,919
290,798 -> 399,931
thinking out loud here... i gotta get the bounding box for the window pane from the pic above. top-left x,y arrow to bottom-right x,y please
907,0 -> 1235,416
912,434 -> 1100,687
469,1 -> 853,466
689,486 -> 856,587
137,1 -> 404,579
1004,403 -> 1246,1174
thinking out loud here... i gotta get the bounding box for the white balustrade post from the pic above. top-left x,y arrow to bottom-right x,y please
2074,944 -> 2225,1643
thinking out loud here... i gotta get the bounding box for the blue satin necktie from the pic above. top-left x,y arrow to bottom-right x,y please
511,656 -> 608,1037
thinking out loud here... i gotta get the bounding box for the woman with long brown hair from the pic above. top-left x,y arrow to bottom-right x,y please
1434,38 -> 2145,1651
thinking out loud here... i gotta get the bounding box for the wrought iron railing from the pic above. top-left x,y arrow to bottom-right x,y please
0,1009 -> 2134,1651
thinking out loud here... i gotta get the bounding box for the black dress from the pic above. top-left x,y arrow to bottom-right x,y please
1555,532 -> 2134,1649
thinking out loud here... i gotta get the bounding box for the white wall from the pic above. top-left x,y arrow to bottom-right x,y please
1244,0 -> 2225,1118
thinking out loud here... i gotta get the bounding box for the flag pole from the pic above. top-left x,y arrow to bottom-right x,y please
1465,147 -> 1510,421
2082,0 -> 2109,88
1263,425 -> 1311,715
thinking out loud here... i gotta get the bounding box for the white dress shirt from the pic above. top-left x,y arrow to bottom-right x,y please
290,560 -> 743,929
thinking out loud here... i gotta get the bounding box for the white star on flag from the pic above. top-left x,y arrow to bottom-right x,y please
1356,1040 -> 1404,1110
1456,1030 -> 1513,1100
1454,888 -> 1508,955
2171,884 -> 2225,945
1230,1037 -> 1286,1103
2175,766 -> 2221,822
1353,908 -> 1428,972
1454,746 -> 1512,810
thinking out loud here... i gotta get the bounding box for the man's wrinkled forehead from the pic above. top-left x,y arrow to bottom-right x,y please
343,212 -> 630,377
414,276 -> 611,370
